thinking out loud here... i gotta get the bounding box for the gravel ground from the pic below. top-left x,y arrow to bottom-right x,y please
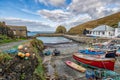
43,42 -> 120,80
43,42 -> 88,80
0,40 -> 30,51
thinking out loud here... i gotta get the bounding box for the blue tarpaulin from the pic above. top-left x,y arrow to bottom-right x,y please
78,49 -> 105,55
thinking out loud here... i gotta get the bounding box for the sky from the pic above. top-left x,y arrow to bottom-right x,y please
0,0 -> 120,31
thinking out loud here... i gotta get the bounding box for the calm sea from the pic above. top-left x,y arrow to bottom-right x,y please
27,31 -> 54,36
37,36 -> 72,44
28,31 -> 72,43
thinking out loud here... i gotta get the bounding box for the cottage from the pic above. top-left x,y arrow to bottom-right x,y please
8,26 -> 27,38
87,25 -> 114,38
0,22 -> 13,37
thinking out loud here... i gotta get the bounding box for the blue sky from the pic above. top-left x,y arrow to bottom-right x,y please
0,0 -> 120,31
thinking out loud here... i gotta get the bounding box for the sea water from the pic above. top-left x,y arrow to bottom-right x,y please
27,31 -> 54,36
37,37 -> 72,44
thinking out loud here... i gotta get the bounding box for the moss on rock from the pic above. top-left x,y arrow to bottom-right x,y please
0,39 -> 46,80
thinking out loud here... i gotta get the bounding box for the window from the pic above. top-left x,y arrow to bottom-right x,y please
102,32 -> 105,35
13,31 -> 16,35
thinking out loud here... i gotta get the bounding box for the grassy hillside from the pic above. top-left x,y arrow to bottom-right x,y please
68,12 -> 120,34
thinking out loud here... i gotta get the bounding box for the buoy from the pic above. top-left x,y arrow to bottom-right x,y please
24,57 -> 29,60
18,52 -> 23,56
24,47 -> 28,51
21,53 -> 25,58
25,53 -> 30,57
18,45 -> 24,50
33,53 -> 35,56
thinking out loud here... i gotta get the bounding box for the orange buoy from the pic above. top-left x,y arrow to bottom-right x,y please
18,45 -> 24,50
25,53 -> 30,57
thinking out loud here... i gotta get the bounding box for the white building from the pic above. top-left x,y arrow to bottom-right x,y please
86,22 -> 120,38
114,22 -> 120,37
87,25 -> 115,38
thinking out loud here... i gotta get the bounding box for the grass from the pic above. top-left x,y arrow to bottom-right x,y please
30,39 -> 46,80
0,34 -> 27,45
0,53 -> 13,62
33,47 -> 46,80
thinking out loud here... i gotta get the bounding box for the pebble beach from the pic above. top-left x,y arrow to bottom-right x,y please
43,42 -> 89,80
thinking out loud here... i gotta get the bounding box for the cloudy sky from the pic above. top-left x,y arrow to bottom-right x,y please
0,0 -> 120,31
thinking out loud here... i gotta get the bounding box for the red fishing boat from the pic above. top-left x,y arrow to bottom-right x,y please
73,53 -> 116,71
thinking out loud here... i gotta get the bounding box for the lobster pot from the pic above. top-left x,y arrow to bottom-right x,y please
85,70 -> 95,79
44,50 -> 51,56
94,70 -> 103,78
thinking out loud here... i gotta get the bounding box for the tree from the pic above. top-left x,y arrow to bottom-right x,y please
55,25 -> 66,33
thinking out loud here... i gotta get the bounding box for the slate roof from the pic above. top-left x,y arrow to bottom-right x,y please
91,25 -> 114,31
7,25 -> 27,31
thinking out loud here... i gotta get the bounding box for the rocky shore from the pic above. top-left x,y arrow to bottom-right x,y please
0,39 -> 46,80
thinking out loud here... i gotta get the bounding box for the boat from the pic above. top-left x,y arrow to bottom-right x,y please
78,49 -> 105,55
65,60 -> 86,72
73,53 -> 116,71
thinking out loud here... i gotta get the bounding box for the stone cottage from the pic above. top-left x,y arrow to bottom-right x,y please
8,25 -> 27,38
0,22 -> 13,37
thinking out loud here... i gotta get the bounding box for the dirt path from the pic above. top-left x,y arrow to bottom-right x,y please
0,40 -> 30,51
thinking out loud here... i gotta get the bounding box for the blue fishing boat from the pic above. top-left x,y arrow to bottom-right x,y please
78,49 -> 105,55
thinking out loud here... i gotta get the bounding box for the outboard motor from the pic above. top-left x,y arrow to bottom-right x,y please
53,49 -> 60,56
105,50 -> 117,58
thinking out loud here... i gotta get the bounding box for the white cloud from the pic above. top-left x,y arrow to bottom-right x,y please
38,9 -> 72,22
0,18 -> 54,31
61,14 -> 92,30
37,8 -> 93,29
36,0 -> 120,31
67,0 -> 120,19
36,0 -> 66,7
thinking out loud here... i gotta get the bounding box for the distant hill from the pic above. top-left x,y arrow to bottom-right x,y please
68,12 -> 120,34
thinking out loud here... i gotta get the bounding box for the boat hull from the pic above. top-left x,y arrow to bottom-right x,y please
73,53 -> 115,71
65,61 -> 86,72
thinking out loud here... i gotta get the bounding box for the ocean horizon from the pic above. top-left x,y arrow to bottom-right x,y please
27,31 -> 54,36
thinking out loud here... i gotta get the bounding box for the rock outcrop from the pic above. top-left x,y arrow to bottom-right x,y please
0,39 -> 45,80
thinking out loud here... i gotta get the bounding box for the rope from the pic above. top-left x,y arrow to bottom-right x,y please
116,58 -> 120,66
